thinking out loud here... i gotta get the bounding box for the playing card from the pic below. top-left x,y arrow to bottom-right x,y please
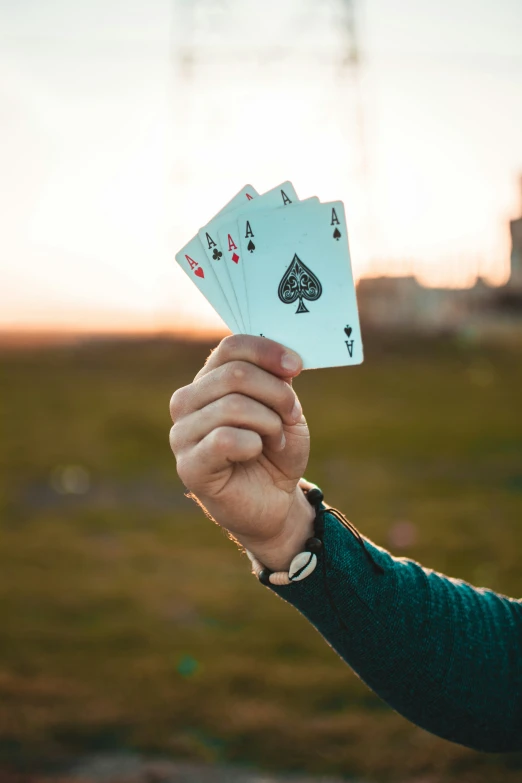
174,184 -> 258,332
219,184 -> 257,213
223,195 -> 320,333
175,235 -> 240,331
241,201 -> 363,369
200,182 -> 299,333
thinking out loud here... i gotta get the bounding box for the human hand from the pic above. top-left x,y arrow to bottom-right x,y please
169,335 -> 314,569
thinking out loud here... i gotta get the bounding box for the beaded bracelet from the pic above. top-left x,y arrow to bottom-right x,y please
244,486 -> 325,586
245,484 -> 384,586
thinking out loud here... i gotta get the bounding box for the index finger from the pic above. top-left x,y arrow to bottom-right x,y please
195,335 -> 303,382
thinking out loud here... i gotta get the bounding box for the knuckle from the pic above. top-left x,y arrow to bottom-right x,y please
210,427 -> 234,453
169,386 -> 188,421
221,360 -> 247,389
173,453 -> 192,487
222,392 -> 247,416
169,423 -> 182,454
219,334 -> 244,361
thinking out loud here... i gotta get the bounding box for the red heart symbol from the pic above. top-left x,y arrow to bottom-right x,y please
195,267 -> 204,278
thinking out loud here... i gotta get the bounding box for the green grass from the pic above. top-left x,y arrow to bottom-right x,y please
1,334 -> 522,781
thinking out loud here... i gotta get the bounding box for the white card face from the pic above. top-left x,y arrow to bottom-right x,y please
241,201 -> 363,369
219,194 -> 319,334
174,184 -> 258,332
200,182 -> 299,333
175,235 -> 239,332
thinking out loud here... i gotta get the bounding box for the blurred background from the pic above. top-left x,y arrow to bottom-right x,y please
1,1 -> 522,781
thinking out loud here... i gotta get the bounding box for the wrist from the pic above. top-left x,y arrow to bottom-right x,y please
241,487 -> 315,572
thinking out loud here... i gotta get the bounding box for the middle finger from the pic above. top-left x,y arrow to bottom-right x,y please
171,393 -> 286,453
172,361 -> 302,426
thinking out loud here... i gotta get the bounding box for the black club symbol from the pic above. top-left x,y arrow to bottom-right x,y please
212,249 -> 223,260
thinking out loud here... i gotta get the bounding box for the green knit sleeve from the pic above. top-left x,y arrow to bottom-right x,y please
265,509 -> 522,752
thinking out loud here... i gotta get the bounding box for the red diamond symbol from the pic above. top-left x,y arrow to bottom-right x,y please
232,253 -> 240,264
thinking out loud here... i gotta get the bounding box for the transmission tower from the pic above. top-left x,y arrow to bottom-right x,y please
170,0 -> 371,252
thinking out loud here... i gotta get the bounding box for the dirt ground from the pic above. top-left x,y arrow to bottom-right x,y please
1,754 -> 359,783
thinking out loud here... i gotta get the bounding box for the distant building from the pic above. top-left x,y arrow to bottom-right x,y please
357,186 -> 522,336
507,210 -> 522,293
357,276 -> 490,333
509,175 -> 522,292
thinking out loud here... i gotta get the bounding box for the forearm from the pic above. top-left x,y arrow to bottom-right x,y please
256,508 -> 522,752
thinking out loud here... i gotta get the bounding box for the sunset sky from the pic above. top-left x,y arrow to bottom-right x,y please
1,0 -> 522,333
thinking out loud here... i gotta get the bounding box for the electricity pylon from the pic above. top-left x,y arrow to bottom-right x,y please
170,0 -> 371,252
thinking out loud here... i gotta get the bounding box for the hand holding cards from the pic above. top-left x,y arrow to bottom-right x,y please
175,182 -> 363,370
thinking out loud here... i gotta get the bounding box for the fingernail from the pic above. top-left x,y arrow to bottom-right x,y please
278,433 -> 286,451
291,400 -> 302,422
281,351 -> 301,373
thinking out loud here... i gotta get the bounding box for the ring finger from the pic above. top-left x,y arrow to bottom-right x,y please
170,393 -> 286,454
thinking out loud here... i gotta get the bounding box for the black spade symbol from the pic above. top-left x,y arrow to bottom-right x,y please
278,254 -> 323,314
333,228 -> 341,241
247,240 -> 255,253
344,325 -> 352,337
212,249 -> 222,260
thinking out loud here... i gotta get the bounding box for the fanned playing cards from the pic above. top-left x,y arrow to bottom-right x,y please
175,182 -> 363,370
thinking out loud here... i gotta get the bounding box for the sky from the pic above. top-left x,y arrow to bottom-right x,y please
1,0 -> 522,333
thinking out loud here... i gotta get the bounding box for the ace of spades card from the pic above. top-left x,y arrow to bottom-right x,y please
241,201 -> 363,369
219,193 -> 319,334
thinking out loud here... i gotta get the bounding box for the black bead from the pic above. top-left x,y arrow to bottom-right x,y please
305,536 -> 323,553
306,487 -> 324,506
258,569 -> 272,586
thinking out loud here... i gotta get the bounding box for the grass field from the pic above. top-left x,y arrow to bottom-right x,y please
1,333 -> 522,782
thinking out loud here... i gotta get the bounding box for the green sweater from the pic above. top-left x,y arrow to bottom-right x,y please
265,507 -> 522,752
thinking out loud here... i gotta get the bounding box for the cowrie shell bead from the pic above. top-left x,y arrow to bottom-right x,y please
269,571 -> 292,586
289,551 -> 317,582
